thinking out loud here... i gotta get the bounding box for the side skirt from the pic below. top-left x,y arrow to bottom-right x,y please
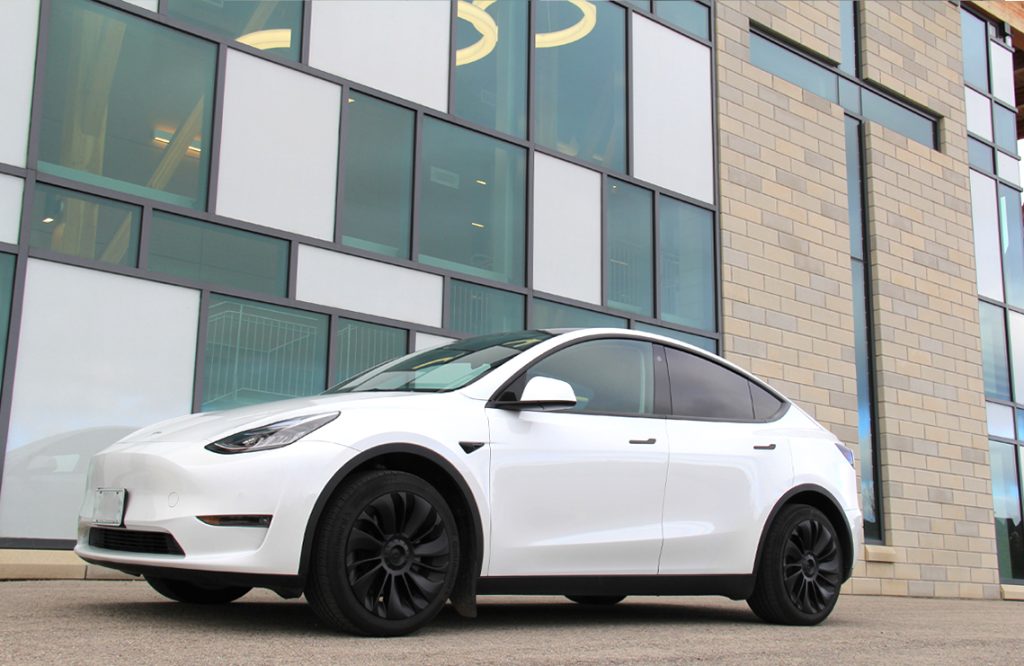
477,574 -> 755,601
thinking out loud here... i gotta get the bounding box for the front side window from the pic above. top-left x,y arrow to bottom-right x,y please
667,347 -> 778,421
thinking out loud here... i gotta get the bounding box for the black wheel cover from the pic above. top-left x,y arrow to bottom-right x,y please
782,517 -> 841,614
344,490 -> 451,620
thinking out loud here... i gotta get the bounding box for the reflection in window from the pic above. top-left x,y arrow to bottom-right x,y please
419,119 -> 526,284
532,298 -> 627,329
749,33 -> 837,103
30,184 -> 140,267
981,301 -> 1011,401
341,92 -> 415,258
335,318 -> 407,384
453,0 -> 527,138
534,0 -> 626,172
38,0 -> 216,209
990,441 -> 1024,580
166,0 -> 303,62
148,212 -> 289,297
666,347 -> 755,420
0,253 -> 13,384
968,138 -> 994,172
202,295 -> 328,411
659,197 -> 714,330
994,105 -> 1017,154
449,280 -> 524,336
655,0 -> 709,41
606,179 -> 653,316
634,321 -> 716,353
961,9 -> 989,93
861,90 -> 935,149
999,185 -> 1024,308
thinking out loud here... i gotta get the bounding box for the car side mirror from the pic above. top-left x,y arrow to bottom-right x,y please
499,376 -> 577,411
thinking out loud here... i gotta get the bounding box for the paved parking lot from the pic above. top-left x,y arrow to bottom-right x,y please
1,580 -> 1023,664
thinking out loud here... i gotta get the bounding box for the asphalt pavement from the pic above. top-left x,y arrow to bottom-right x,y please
1,580 -> 1022,664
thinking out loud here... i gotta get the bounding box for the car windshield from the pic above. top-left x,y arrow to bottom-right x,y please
325,330 -> 554,394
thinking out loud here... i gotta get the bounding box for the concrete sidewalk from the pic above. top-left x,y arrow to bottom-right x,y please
1,580 -> 1022,664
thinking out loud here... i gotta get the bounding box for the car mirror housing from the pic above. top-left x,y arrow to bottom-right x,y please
499,376 -> 577,411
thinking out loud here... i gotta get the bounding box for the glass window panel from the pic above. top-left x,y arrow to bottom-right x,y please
335,318 -> 408,384
532,298 -> 627,329
654,0 -> 709,41
748,33 -> 837,103
965,87 -> 994,142
453,0 -> 527,138
202,295 -> 328,411
997,152 -> 1021,187
845,117 -> 864,259
980,302 -> 1011,401
1017,408 -> 1024,439
659,197 -> 714,330
634,321 -> 716,353
969,138 -> 995,172
999,185 -> 1024,308
988,401 -> 1016,439
0,253 -> 13,383
961,10 -> 989,92
989,440 -> 1024,580
38,0 -> 216,209
607,178 -> 653,316
994,105 -> 1017,154
852,260 -> 879,539
666,347 -> 754,420
0,175 -> 22,245
861,89 -> 935,148
165,0 -> 303,62
1010,311 -> 1024,403
449,280 -> 524,336
30,184 -> 140,267
623,0 -> 652,10
990,41 -> 1015,106
969,170 -> 1003,301
838,78 -> 860,114
418,118 -> 526,285
148,211 -> 289,297
534,0 -> 626,171
838,0 -> 856,76
341,92 -> 414,258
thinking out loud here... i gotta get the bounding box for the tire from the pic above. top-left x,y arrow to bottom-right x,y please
747,504 -> 843,626
566,595 -> 626,605
305,470 -> 460,636
145,576 -> 250,604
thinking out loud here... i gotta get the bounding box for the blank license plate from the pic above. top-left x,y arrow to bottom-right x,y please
93,488 -> 127,527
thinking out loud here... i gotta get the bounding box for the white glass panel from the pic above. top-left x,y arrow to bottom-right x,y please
415,332 -> 455,351
987,401 -> 1015,439
997,151 -> 1020,186
970,170 -> 1003,301
631,15 -> 713,203
123,0 -> 158,11
965,87 -> 993,142
0,174 -> 23,244
215,51 -> 340,241
990,42 -> 1015,106
1011,311 -> 1024,403
296,245 -> 443,327
0,0 -> 39,167
532,154 -> 601,305
0,260 -> 199,539
309,0 -> 449,112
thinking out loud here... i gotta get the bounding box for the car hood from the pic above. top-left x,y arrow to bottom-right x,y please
116,391 -> 456,446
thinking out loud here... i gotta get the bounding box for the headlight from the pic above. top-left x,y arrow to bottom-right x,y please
205,412 -> 339,454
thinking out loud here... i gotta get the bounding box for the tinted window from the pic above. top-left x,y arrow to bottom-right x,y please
666,347 -> 755,420
518,339 -> 655,415
751,383 -> 785,420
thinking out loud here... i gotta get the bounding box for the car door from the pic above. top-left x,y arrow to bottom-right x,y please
486,337 -> 669,576
658,346 -> 794,575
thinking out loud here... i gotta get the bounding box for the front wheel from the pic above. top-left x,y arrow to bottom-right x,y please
747,504 -> 843,625
145,576 -> 250,604
305,470 -> 460,636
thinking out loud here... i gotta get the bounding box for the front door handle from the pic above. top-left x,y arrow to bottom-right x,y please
629,438 -> 657,445
753,443 -> 777,450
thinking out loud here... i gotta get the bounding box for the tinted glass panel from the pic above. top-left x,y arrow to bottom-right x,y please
148,211 -> 288,297
981,302 -> 1011,401
659,197 -> 714,330
988,402 -> 1016,439
961,10 -> 989,92
38,0 -> 216,209
969,138 -> 995,172
634,322 -> 716,353
749,33 -> 837,103
861,90 -> 935,148
419,119 -> 526,284
623,0 -> 651,10
341,92 -> 414,258
990,440 -> 1024,579
845,117 -> 864,259
449,280 -> 524,336
532,299 -> 627,329
453,0 -> 527,138
994,104 -> 1018,154
0,253 -> 13,385
522,338 -> 655,415
666,347 -> 754,420
202,295 -> 328,411
654,0 -> 709,41
999,185 -> 1024,308
853,259 -> 879,537
838,78 -> 860,113
751,383 -> 784,420
335,318 -> 407,384
30,184 -> 140,267
838,0 -> 856,76
535,0 -> 626,171
166,0 -> 303,62
607,179 -> 653,316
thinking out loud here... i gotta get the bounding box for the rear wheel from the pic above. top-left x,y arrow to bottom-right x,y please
566,595 -> 626,605
747,504 -> 843,625
145,576 -> 250,604
306,470 -> 460,636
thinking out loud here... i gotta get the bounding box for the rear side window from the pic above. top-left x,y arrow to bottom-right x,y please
666,347 -> 780,421
751,383 -> 785,420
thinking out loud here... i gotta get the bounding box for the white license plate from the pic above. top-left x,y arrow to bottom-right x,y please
93,488 -> 127,527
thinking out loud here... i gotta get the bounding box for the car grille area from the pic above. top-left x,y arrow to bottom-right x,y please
88,527 -> 185,556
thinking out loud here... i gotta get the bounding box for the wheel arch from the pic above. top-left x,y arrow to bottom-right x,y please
752,484 -> 856,585
299,443 -> 484,616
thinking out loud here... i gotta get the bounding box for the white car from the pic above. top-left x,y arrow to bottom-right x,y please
75,328 -> 863,636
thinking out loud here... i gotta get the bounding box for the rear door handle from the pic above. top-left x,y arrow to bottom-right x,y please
629,438 -> 657,445
753,443 -> 777,450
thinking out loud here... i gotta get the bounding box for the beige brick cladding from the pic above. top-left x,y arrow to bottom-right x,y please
716,0 -> 1000,598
